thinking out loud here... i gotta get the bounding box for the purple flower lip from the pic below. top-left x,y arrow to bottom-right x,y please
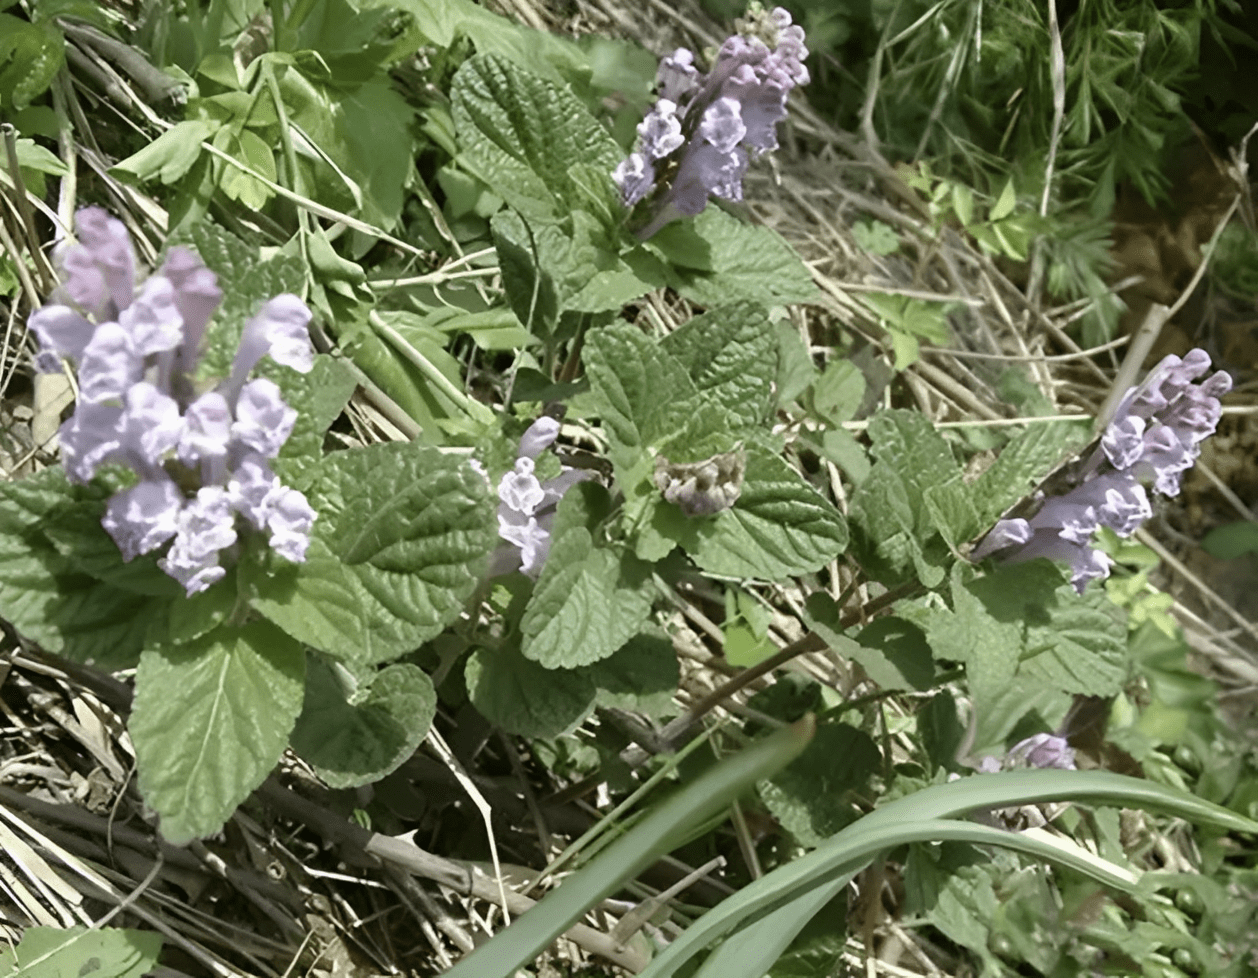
973,349 -> 1231,592
30,207 -> 320,595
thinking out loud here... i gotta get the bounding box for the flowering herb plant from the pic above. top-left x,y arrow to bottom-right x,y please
1,3 -> 1254,976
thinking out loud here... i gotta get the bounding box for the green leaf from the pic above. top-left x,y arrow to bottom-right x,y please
971,419 -> 1092,530
0,926 -> 162,978
848,463 -> 942,588
131,621 -> 305,844
451,53 -> 620,222
527,211 -> 659,314
759,723 -> 880,847
244,537 -> 371,660
492,208 -> 559,334
585,631 -> 679,715
373,0 -> 589,87
290,658 -> 436,788
661,302 -> 778,428
638,770 -> 1258,978
968,562 -> 1129,696
990,177 -> 1017,221
684,447 -> 848,580
466,645 -> 597,738
0,15 -> 64,111
852,616 -> 936,691
311,442 -> 497,663
1201,520 -> 1258,560
583,322 -> 697,468
441,717 -> 816,978
665,208 -> 818,306
810,359 -> 865,426
850,219 -> 900,255
111,119 -> 219,185
0,469 -> 172,669
268,353 -> 358,490
520,484 -> 654,668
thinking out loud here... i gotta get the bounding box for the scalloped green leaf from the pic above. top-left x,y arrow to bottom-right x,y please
466,646 -> 597,739
451,53 -> 621,221
310,442 -> 497,663
290,658 -> 436,788
684,448 -> 847,580
131,620 -> 305,844
661,302 -> 778,428
520,485 -> 654,668
0,468 -> 174,669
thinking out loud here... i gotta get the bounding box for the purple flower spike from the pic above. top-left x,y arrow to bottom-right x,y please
973,348 -> 1228,591
27,305 -> 97,362
231,378 -> 297,459
32,206 -> 320,593
102,476 -> 184,561
612,6 -> 808,230
59,207 -> 135,320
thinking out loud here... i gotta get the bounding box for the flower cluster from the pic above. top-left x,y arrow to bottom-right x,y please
612,4 -> 808,234
486,417 -> 590,579
29,207 -> 317,595
973,349 -> 1231,592
978,733 -> 1077,773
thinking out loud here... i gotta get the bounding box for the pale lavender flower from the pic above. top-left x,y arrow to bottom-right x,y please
263,487 -> 316,562
78,323 -> 142,404
27,305 -> 96,362
58,206 -> 135,320
979,732 -> 1077,773
28,207 -> 318,594
117,382 -> 184,472
974,348 -> 1231,592
58,402 -> 123,483
226,294 -> 315,398
159,486 -> 238,594
102,477 -> 184,561
613,6 -> 808,232
612,153 -> 655,207
178,392 -> 233,470
231,378 -> 297,459
489,416 -> 591,579
1009,733 -> 1076,770
226,453 -> 279,530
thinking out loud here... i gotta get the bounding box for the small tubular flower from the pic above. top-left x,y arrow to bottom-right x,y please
488,416 -> 592,579
974,348 -> 1231,592
27,207 -> 319,595
613,4 -> 808,235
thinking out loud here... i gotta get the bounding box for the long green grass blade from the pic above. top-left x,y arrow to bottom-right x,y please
440,716 -> 816,978
687,812 -> 1150,978
642,769 -> 1258,977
